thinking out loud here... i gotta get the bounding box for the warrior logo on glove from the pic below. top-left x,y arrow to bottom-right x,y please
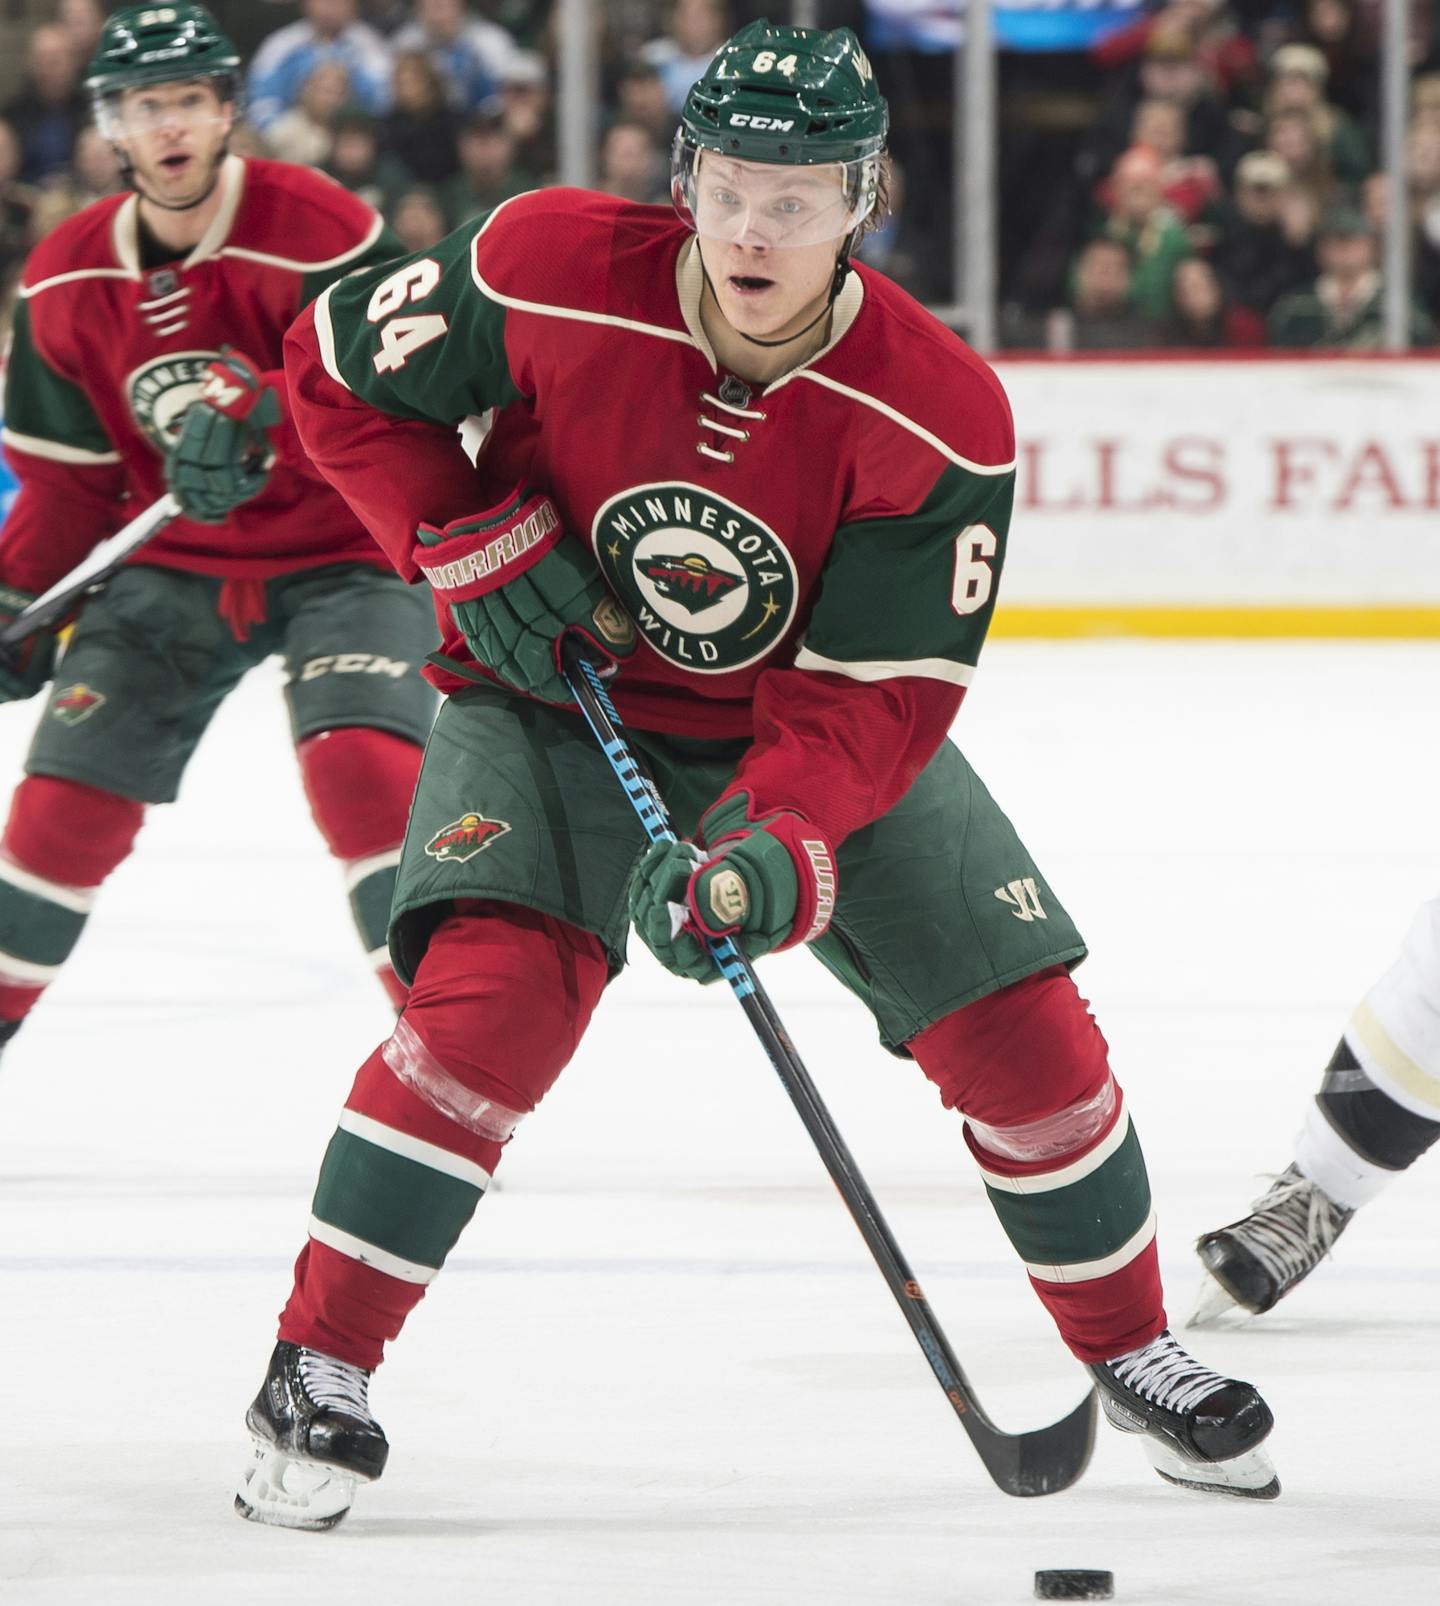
592,483 -> 798,674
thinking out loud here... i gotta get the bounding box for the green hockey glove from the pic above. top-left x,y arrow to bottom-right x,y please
0,583 -> 59,704
413,486 -> 635,704
165,348 -> 280,524
629,792 -> 837,983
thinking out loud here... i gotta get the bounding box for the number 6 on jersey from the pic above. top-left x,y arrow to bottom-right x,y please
367,259 -> 447,375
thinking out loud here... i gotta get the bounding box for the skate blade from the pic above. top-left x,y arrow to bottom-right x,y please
234,1437 -> 358,1531
1145,1438 -> 1280,1500
1185,1270 -> 1256,1331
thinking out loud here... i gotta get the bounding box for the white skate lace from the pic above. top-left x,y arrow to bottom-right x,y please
1106,1332 -> 1227,1415
298,1349 -> 373,1421
1230,1167 -> 1349,1287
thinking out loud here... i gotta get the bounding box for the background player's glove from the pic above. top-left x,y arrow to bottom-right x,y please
629,792 -> 837,982
165,348 -> 280,524
413,485 -> 635,703
0,583 -> 59,704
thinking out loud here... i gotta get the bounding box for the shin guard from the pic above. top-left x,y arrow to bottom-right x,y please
911,965 -> 1164,1363
279,902 -> 610,1369
0,775 -> 144,1023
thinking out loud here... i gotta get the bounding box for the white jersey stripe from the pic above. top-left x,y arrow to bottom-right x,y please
0,950 -> 63,984
314,280 -> 351,391
307,1215 -> 437,1285
20,266 -> 137,298
794,645 -> 975,689
221,213 -> 386,275
1,428 -> 121,466
337,1108 -> 492,1192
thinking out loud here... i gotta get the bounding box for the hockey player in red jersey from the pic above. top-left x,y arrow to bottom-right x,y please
234,23 -> 1278,1528
0,6 -> 435,1048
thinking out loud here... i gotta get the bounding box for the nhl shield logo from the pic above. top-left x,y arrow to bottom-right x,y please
424,811 -> 512,864
592,482 -> 798,674
126,350 -> 223,454
51,683 -> 107,726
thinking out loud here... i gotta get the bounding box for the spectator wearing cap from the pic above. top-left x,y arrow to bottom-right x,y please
500,51 -> 555,185
1268,207 -> 1436,347
1164,256 -> 1264,346
1063,237 -> 1163,349
440,112 -> 527,226
386,51 -> 461,184
324,109 -> 414,215
247,0 -> 391,132
1094,145 -> 1194,322
264,60 -> 353,168
0,23 -> 86,184
1264,43 -> 1370,188
1214,149 -> 1317,317
641,0 -> 730,115
390,0 -> 520,116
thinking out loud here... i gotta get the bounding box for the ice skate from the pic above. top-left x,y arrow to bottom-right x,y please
235,1341 -> 389,1530
1190,1164 -> 1354,1327
1090,1328 -> 1279,1498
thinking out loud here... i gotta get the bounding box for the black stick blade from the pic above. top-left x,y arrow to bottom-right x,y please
969,1387 -> 1097,1498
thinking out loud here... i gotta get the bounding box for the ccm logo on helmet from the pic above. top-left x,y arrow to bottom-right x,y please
728,113 -> 795,131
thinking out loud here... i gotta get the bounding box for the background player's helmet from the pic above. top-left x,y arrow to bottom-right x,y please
85,4 -> 242,136
672,20 -> 889,251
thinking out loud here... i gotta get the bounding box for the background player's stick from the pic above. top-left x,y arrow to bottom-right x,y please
0,492 -> 180,655
559,632 -> 1098,1499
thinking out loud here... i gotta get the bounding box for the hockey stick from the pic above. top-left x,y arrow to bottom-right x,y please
0,492 -> 180,655
559,633 -> 1097,1498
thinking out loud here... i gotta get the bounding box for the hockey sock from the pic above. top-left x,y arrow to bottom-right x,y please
279,901 -> 610,1370
1296,1037 -> 1440,1210
296,728 -> 423,1008
910,965 -> 1164,1364
0,775 -> 144,1022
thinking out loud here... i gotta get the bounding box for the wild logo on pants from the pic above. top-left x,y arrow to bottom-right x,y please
52,683 -> 107,726
424,811 -> 512,864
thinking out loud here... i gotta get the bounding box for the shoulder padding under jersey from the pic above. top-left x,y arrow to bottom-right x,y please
469,187 -> 690,331
804,263 -> 1016,479
218,158 -> 385,269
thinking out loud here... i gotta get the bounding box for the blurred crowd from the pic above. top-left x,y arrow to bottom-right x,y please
2,0 -> 1439,351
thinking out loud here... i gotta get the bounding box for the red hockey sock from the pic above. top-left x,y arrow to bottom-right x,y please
910,966 -> 1165,1363
278,902 -> 611,1369
0,775 -> 144,1022
295,727 -> 423,1006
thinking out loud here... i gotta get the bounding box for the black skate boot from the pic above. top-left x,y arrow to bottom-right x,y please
235,1341 -> 389,1530
1090,1328 -> 1279,1498
1191,1164 -> 1354,1325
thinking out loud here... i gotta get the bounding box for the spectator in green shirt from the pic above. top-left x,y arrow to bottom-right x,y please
1095,145 -> 1194,323
1268,206 -> 1436,347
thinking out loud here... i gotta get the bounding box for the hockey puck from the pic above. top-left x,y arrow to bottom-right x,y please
1034,1570 -> 1114,1601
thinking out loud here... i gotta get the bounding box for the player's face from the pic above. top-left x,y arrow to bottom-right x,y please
694,156 -> 849,342
113,81 -> 233,207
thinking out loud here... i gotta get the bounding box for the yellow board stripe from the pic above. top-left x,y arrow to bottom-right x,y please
990,606 -> 1440,639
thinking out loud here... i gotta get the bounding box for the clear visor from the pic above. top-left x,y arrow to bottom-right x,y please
672,141 -> 879,250
96,81 -> 232,140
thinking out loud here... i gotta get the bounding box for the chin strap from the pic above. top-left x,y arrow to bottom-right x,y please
115,144 -> 227,213
703,234 -> 856,351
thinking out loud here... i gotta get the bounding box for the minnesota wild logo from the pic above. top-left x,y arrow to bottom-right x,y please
51,683 -> 106,725
592,483 -> 797,674
424,810 -> 511,864
126,350 -> 222,454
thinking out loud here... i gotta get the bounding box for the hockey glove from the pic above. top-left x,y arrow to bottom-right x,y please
0,584 -> 59,704
165,348 -> 280,524
629,792 -> 837,983
413,486 -> 635,704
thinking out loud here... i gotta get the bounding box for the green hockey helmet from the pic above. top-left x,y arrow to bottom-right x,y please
672,20 -> 888,250
86,4 -> 241,133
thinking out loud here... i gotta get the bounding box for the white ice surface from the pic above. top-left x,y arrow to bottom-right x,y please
1,641 -> 1437,1606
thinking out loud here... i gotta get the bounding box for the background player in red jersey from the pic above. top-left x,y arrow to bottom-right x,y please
233,22 -> 1277,1529
0,6 -> 436,1055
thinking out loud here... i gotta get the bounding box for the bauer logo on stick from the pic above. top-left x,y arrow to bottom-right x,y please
424,811 -> 512,864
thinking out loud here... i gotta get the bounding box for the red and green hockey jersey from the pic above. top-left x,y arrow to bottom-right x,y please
0,155 -> 401,594
285,188 -> 1017,848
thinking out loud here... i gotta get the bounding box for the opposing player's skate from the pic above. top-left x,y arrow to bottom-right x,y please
1190,1164 -> 1354,1327
1090,1328 -> 1279,1498
235,1341 -> 389,1530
